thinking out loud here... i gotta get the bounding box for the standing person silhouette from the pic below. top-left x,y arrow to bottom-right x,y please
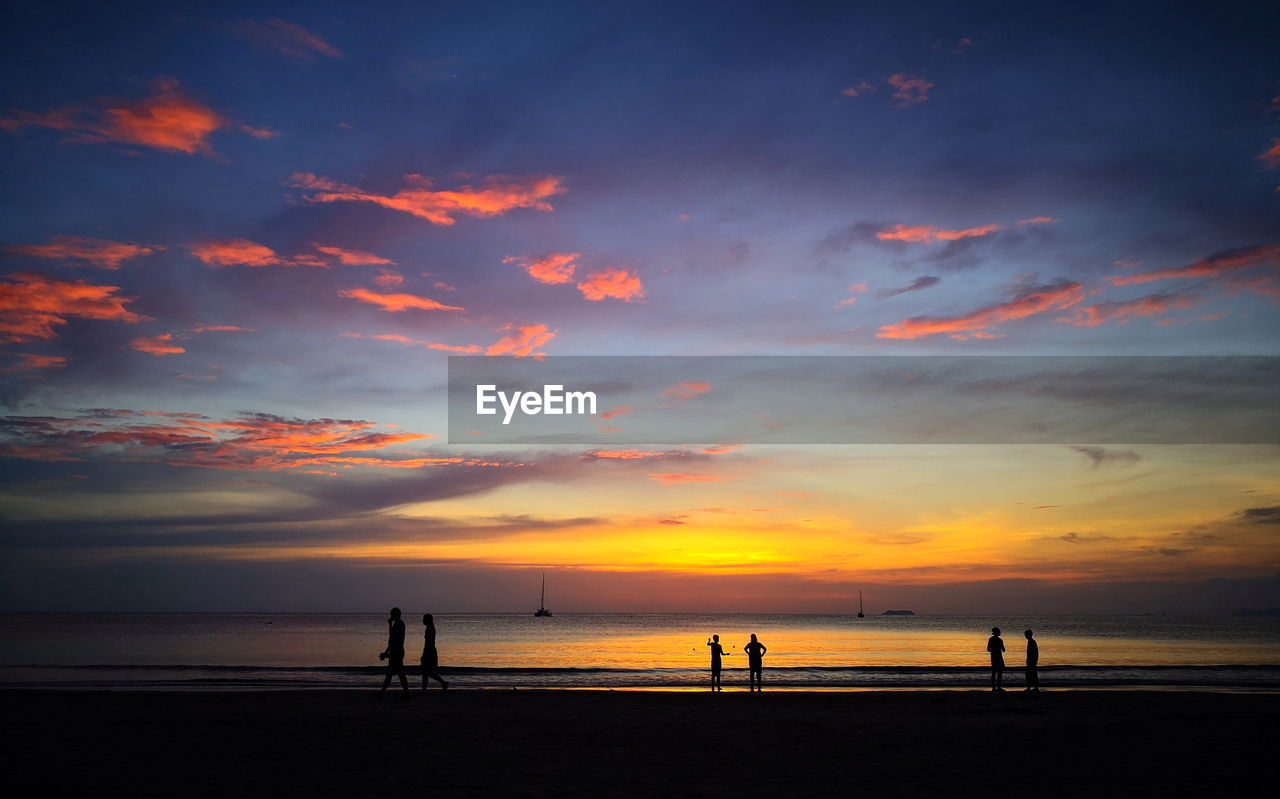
743,634 -> 767,692
378,607 -> 410,697
987,626 -> 1006,692
706,635 -> 728,692
1024,629 -> 1040,692
421,613 -> 449,692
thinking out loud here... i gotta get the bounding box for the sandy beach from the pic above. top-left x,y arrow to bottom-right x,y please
4,689 -> 1274,797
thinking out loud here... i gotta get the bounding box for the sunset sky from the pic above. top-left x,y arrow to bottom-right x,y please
1,1 -> 1277,613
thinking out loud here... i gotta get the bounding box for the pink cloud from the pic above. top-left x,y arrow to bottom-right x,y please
5,235 -> 163,269
877,280 -> 1086,339
188,239 -> 326,268
661,381 -> 711,404
1057,293 -> 1200,327
313,245 -> 394,265
485,323 -> 556,356
3,353 -> 68,373
340,332 -> 482,354
130,333 -> 185,356
1260,138 -> 1280,169
503,252 -> 580,285
338,287 -> 464,313
0,272 -> 148,343
648,472 -> 723,485
877,223 -> 1001,243
577,267 -> 645,302
840,81 -> 874,98
886,73 -> 933,106
232,18 -> 343,61
0,77 -> 272,156
1106,244 -> 1280,286
289,172 -> 567,226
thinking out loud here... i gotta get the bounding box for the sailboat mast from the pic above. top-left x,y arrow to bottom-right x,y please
540,572 -> 546,608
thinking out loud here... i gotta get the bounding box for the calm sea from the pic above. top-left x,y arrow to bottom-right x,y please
1,613 -> 1277,691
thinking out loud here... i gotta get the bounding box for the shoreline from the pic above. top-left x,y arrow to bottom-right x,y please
6,689 -> 1275,797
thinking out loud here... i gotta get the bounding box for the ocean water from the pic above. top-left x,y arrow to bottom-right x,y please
1,612 -> 1277,691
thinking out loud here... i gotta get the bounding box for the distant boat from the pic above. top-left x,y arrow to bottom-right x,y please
534,573 -> 553,617
882,609 -> 915,616
857,589 -> 865,618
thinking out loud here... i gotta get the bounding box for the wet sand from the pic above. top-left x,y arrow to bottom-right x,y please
4,689 -> 1274,797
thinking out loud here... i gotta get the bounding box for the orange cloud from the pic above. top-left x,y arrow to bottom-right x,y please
503,252 -> 580,284
0,272 -> 147,343
1260,139 -> 1280,169
313,245 -> 394,265
232,18 -> 343,61
188,239 -> 326,268
577,267 -> 645,302
3,353 -> 68,373
5,235 -> 163,269
485,323 -> 556,356
290,172 -> 566,225
649,472 -> 723,485
598,406 -> 634,420
372,270 -> 405,287
876,223 -> 1001,243
1106,244 -> 1280,286
587,450 -> 672,460
1057,293 -> 1200,327
131,333 -> 185,356
886,73 -> 933,106
876,280 -> 1086,339
338,287 -> 464,313
1017,216 -> 1058,225
0,77 -> 271,156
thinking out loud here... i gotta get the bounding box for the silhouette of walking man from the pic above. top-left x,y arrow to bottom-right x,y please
421,613 -> 449,692
987,626 -> 1005,691
707,634 -> 728,692
744,634 -> 767,692
378,607 -> 410,697
1024,629 -> 1040,692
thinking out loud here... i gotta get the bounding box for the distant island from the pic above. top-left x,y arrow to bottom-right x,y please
882,610 -> 915,616
1232,608 -> 1280,617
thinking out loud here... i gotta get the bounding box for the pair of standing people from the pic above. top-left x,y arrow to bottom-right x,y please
707,633 -> 767,691
986,627 -> 1039,692
378,607 -> 449,696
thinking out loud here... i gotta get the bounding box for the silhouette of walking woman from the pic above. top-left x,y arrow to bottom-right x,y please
743,634 -> 767,692
1024,629 -> 1040,692
378,607 -> 410,697
987,626 -> 1006,691
707,634 -> 728,692
421,613 -> 449,691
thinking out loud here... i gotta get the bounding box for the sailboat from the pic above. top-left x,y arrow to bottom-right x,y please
534,573 -> 553,617
857,589 -> 865,618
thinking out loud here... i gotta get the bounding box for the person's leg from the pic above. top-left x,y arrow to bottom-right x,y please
429,669 -> 449,689
381,668 -> 393,694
